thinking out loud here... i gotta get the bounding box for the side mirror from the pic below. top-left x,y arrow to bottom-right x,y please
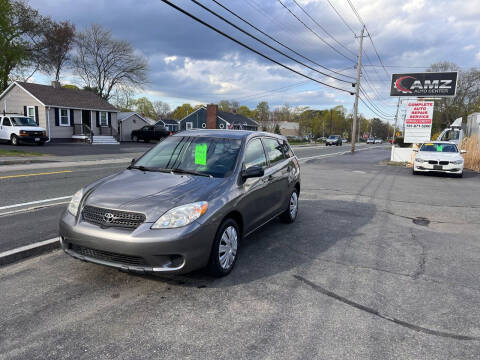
131,158 -> 136,166
461,149 -> 467,154
242,165 -> 264,179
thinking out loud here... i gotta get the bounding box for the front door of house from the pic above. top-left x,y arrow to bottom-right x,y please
82,110 -> 91,128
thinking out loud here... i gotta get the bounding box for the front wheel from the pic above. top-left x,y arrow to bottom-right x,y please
280,190 -> 299,223
10,135 -> 19,146
132,135 -> 138,142
37,141 -> 45,146
208,218 -> 240,277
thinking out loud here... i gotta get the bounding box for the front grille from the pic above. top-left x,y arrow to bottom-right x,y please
428,160 -> 438,165
26,131 -> 43,136
439,161 -> 449,165
70,244 -> 147,266
82,205 -> 146,229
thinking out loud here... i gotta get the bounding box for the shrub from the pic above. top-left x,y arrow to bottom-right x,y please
462,136 -> 480,172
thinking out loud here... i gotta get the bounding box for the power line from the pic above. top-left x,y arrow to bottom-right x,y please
345,0 -> 391,80
208,0 -> 355,80
236,81 -> 310,101
324,0 -> 357,35
359,87 -> 395,117
359,96 -> 395,120
277,0 -> 356,63
159,0 -> 354,94
191,0 -> 353,84
363,64 -> 430,69
290,0 -> 357,57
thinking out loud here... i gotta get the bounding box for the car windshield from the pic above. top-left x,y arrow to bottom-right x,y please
134,136 -> 242,178
420,143 -> 458,153
11,117 -> 37,126
328,135 -> 338,139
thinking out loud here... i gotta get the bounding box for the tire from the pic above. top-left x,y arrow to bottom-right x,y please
10,135 -> 19,146
279,190 -> 299,224
37,141 -> 45,146
412,169 -> 418,175
208,218 -> 240,277
132,135 -> 138,142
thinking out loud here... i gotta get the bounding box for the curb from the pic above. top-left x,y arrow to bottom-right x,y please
0,237 -> 60,267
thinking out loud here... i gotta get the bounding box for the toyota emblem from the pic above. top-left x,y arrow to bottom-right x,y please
103,213 -> 115,223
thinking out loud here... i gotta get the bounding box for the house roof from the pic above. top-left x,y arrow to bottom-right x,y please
162,119 -> 179,125
117,112 -> 148,123
14,82 -> 118,111
217,110 -> 259,127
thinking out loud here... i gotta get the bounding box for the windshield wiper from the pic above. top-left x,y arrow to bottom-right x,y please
128,165 -> 174,173
170,168 -> 213,178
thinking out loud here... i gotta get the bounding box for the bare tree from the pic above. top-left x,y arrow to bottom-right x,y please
112,86 -> 136,111
38,21 -> 75,82
0,0 -> 50,91
153,100 -> 171,119
73,24 -> 148,100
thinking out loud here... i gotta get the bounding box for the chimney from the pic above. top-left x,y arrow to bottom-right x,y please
206,104 -> 218,129
51,81 -> 61,89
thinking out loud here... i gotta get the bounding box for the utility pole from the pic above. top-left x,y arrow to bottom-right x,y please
351,25 -> 366,153
392,97 -> 400,144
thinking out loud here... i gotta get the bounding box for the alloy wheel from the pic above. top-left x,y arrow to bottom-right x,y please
218,226 -> 238,270
290,192 -> 298,219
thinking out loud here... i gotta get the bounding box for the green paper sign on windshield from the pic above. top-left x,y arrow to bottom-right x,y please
436,145 -> 443,152
195,143 -> 207,165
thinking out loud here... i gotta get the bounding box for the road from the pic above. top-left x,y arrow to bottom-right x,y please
1,144 -> 480,359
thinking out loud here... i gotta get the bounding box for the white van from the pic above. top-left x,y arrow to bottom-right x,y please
0,113 -> 48,145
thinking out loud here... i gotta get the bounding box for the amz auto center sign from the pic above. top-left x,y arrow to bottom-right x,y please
390,72 -> 458,97
404,101 -> 434,143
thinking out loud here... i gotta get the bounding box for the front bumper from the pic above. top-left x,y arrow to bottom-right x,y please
414,162 -> 463,173
18,135 -> 48,143
59,211 -> 218,274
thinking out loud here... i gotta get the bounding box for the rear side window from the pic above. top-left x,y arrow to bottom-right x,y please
2,118 -> 11,126
244,138 -> 267,169
263,138 -> 285,166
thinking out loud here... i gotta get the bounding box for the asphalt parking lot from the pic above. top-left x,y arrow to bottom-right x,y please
1,146 -> 480,359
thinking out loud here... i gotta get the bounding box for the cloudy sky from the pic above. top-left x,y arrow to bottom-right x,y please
30,0 -> 480,121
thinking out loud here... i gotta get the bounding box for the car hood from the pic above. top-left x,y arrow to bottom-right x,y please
15,126 -> 46,132
84,169 -> 227,222
417,152 -> 462,160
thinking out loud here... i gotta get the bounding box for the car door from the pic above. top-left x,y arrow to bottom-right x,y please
0,117 -> 12,140
262,137 -> 292,215
238,137 -> 273,233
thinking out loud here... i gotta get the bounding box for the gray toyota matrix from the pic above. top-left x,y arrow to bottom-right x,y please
59,130 -> 300,277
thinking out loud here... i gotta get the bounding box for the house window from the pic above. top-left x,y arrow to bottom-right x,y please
27,106 -> 36,123
99,111 -> 108,126
60,108 -> 70,126
186,122 -> 193,130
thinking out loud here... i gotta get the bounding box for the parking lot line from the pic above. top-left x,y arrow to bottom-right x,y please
0,196 -> 73,211
0,170 -> 72,180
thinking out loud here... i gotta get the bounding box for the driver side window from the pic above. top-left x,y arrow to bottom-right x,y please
244,138 -> 267,169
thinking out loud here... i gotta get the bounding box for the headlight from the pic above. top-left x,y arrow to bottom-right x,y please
42,131 -> 46,136
68,189 -> 83,216
152,201 -> 208,229
451,159 -> 464,165
415,158 -> 425,163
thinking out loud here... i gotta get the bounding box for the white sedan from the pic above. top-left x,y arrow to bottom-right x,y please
413,141 -> 466,177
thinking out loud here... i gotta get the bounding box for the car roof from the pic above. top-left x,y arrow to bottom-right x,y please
173,129 -> 286,141
420,141 -> 457,145
1,113 -> 26,117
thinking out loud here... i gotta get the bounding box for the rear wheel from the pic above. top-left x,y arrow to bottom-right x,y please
208,218 -> 240,277
280,190 -> 299,223
132,135 -> 138,142
10,135 -> 19,146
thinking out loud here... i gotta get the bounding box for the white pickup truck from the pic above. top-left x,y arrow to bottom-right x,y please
0,113 -> 48,145
436,118 -> 463,145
